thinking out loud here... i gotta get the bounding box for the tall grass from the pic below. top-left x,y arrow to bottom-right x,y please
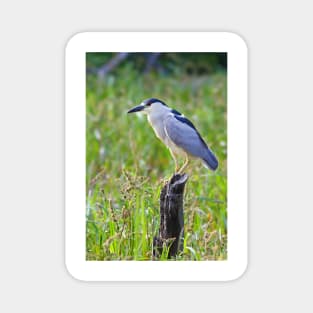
86,63 -> 227,260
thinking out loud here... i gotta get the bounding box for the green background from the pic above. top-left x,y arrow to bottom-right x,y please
86,53 -> 227,260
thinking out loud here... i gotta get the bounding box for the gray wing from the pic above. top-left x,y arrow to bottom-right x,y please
164,114 -> 218,170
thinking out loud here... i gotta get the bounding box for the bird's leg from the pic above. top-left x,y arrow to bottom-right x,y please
175,162 -> 179,173
178,155 -> 189,174
169,149 -> 180,173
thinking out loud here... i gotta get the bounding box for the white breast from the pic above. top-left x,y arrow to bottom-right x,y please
147,114 -> 167,143
147,111 -> 185,157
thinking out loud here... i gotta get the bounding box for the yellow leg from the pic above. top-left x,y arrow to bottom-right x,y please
169,149 -> 179,173
174,156 -> 179,173
178,155 -> 189,174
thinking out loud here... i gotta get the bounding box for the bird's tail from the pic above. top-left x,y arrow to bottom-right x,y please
202,148 -> 218,171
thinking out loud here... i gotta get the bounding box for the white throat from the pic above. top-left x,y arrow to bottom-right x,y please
147,103 -> 170,125
146,102 -> 171,143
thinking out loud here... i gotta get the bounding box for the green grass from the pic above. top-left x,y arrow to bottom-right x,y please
86,64 -> 227,261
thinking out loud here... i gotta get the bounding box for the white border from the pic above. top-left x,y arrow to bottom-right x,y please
65,32 -> 248,281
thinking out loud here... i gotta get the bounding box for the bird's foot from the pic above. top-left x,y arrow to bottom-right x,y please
174,170 -> 184,178
177,159 -> 189,174
177,167 -> 185,175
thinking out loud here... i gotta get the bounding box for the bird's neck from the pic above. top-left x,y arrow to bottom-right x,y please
147,113 -> 162,130
147,108 -> 170,141
147,106 -> 170,125
147,111 -> 163,127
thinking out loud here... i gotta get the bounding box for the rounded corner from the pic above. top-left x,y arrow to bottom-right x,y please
64,259 -> 87,282
224,31 -> 248,51
227,259 -> 249,282
65,31 -> 88,52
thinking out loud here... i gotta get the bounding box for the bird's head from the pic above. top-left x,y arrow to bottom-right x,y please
127,98 -> 168,115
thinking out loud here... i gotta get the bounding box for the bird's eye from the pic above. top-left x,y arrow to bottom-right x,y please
146,103 -> 151,107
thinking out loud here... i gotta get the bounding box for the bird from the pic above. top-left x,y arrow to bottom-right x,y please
127,98 -> 218,173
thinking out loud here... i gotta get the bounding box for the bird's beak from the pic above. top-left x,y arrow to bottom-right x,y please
127,104 -> 145,113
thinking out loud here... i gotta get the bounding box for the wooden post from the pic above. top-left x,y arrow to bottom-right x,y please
153,173 -> 189,259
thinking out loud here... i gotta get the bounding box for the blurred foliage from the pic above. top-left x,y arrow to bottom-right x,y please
86,53 -> 227,260
87,52 -> 226,76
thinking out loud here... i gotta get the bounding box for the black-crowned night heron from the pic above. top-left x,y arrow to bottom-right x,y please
127,98 -> 218,173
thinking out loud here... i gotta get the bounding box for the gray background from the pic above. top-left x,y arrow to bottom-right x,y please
1,0 -> 312,312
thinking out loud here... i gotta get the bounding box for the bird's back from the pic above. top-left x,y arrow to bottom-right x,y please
164,114 -> 218,170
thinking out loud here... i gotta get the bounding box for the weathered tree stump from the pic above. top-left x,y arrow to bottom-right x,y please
153,173 -> 189,259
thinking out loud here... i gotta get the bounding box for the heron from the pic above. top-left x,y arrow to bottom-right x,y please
127,98 -> 218,173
